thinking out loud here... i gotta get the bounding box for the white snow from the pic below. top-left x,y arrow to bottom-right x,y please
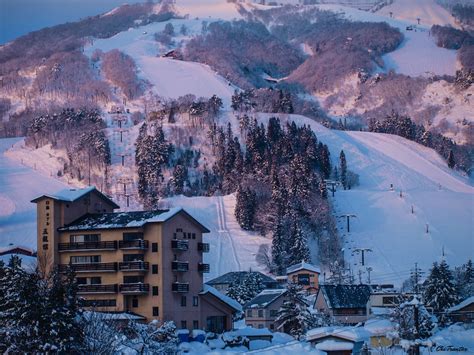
201,284 -> 243,312
316,340 -> 354,351
175,0 -> 243,21
286,261 -> 321,275
447,296 -> 474,312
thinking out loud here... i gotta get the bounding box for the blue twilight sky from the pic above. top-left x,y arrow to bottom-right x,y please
0,0 -> 147,44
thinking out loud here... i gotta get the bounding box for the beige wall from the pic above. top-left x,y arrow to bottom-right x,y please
287,269 -> 319,293
200,293 -> 234,331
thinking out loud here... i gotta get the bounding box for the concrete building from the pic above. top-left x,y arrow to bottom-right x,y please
32,186 -> 239,332
314,285 -> 372,325
244,289 -> 287,331
286,261 -> 321,293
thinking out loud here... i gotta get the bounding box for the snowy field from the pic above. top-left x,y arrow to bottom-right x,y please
0,138 -> 66,248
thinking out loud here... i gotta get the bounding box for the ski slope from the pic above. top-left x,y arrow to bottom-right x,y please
0,138 -> 66,248
257,113 -> 473,286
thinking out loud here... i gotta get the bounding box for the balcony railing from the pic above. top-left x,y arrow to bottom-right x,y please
198,242 -> 210,252
172,282 -> 189,293
77,284 -> 118,294
59,262 -> 117,273
171,239 -> 189,251
172,261 -> 189,272
119,283 -> 149,294
58,241 -> 117,252
119,261 -> 149,272
198,263 -> 210,273
119,240 -> 149,250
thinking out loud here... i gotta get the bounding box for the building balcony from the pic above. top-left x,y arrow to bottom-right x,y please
172,261 -> 189,272
171,239 -> 189,251
172,282 -> 189,293
198,263 -> 210,273
119,239 -> 149,250
119,283 -> 150,294
77,284 -> 118,294
58,241 -> 117,252
119,261 -> 149,272
198,242 -> 210,252
59,262 -> 118,273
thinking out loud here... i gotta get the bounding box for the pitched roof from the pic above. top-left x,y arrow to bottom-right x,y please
206,271 -> 277,286
200,284 -> 242,312
319,285 -> 372,309
31,186 -> 119,209
244,289 -> 287,309
306,326 -> 371,342
448,296 -> 474,312
58,207 -> 210,232
286,261 -> 321,275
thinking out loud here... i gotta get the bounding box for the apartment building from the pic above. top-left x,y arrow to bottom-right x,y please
32,186 -> 238,332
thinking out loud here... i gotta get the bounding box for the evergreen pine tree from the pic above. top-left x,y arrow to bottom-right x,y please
423,260 -> 458,322
289,219 -> 310,266
392,296 -> 435,340
275,283 -> 313,339
339,150 -> 347,189
447,149 -> 455,169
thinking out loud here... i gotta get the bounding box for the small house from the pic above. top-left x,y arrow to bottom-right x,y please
363,318 -> 396,348
244,289 -> 287,331
315,285 -> 371,325
206,271 -> 279,294
306,326 -> 370,354
286,261 -> 321,293
447,296 -> 474,323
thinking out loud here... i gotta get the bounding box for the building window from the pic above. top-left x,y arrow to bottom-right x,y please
270,310 -> 278,318
152,286 -> 159,296
81,299 -> 116,307
70,234 -> 100,243
181,296 -> 187,307
383,296 -> 396,305
132,297 -> 138,308
258,310 -> 264,318
192,233 -> 196,239
70,255 -> 100,264
193,320 -> 199,329
193,296 -> 199,306
152,264 -> 158,274
181,321 -> 187,329
177,228 -> 183,233
123,275 -> 144,284
152,243 -> 158,252
90,277 -> 101,285
246,309 -> 252,317
123,254 -> 144,262
297,274 -> 310,285
153,307 -> 159,316
123,232 -> 144,241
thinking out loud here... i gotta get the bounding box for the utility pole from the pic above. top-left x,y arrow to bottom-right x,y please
352,247 -> 372,266
324,179 -> 338,197
358,269 -> 363,284
411,263 -> 424,295
340,213 -> 357,233
366,267 -> 373,284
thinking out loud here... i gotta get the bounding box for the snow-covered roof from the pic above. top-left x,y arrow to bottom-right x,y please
206,271 -> 277,286
448,296 -> 474,313
286,261 -> 321,275
316,340 -> 354,351
223,326 -> 273,339
82,311 -> 145,321
363,318 -> 395,336
244,289 -> 287,309
307,326 -> 371,343
200,284 -> 242,312
59,207 -> 210,232
0,245 -> 35,256
319,285 -> 371,309
31,186 -> 120,208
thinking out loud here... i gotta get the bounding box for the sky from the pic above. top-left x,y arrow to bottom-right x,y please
0,0 -> 146,44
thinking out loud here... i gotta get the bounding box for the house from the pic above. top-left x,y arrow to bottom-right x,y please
447,296 -> 474,323
306,326 -> 371,354
286,260 -> 321,293
363,318 -> 396,348
315,285 -> 372,325
244,289 -> 287,331
32,186 -> 238,332
206,271 -> 279,294
0,245 -> 36,257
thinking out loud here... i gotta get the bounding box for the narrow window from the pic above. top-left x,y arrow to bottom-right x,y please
193,320 -> 199,329
132,297 -> 138,308
152,286 -> 159,296
181,296 -> 187,307
153,307 -> 159,316
181,320 -> 187,329
152,242 -> 158,252
193,296 -> 199,306
152,264 -> 158,274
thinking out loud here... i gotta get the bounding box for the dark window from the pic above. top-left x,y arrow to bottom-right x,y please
90,277 -> 101,285
177,228 -> 183,233
181,320 -> 187,329
193,320 -> 199,329
181,296 -> 187,307
246,309 -> 252,317
152,286 -> 159,296
81,299 -> 116,307
46,206 -> 50,210
152,264 -> 158,274
123,232 -> 144,241
297,274 -> 310,285
123,276 -> 144,284
123,254 -> 144,262
70,255 -> 100,264
258,310 -> 264,317
383,296 -> 396,305
193,296 -> 199,306
192,233 -> 196,239
270,310 -> 278,318
76,277 -> 87,285
132,297 -> 138,308
153,307 -> 159,316
152,243 -> 158,252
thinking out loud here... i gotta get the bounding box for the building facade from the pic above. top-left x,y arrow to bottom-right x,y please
32,187 -> 237,332
286,261 -> 321,293
244,289 -> 287,331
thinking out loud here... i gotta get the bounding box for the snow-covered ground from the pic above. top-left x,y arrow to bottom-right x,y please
0,138 -> 66,248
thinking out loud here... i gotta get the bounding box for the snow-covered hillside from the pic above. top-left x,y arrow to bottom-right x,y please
271,113 -> 473,286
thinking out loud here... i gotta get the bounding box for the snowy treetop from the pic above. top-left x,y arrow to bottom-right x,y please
286,261 -> 321,275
